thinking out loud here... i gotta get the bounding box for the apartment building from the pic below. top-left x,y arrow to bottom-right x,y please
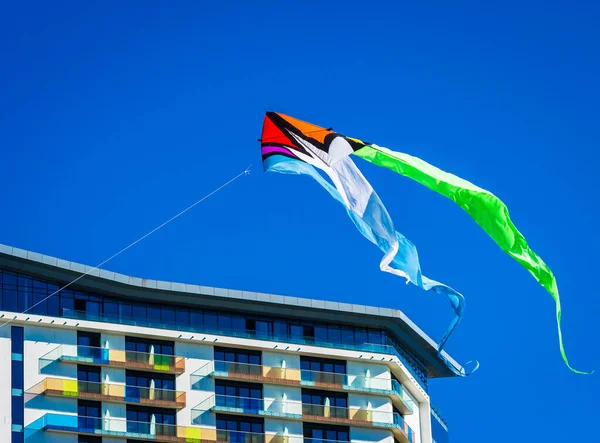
0,244 -> 453,443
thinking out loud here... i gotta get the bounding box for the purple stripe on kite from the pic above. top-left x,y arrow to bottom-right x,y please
262,146 -> 296,157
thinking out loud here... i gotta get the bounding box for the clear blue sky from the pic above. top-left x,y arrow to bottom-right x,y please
1,1 -> 598,440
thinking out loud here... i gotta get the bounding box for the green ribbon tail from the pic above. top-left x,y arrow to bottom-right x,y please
353,144 -> 592,374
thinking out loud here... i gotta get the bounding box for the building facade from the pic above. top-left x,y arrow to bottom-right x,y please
0,244 -> 455,443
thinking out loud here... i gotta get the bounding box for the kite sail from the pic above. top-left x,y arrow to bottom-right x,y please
261,111 -> 589,375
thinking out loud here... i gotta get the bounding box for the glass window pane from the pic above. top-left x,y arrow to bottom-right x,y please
205,312 -> 217,329
232,316 -> 245,331
3,289 -> 17,311
3,273 -> 17,286
60,295 -> 74,314
190,311 -> 203,328
328,326 -> 341,344
119,303 -> 132,319
148,306 -> 161,322
162,308 -> 175,324
104,302 -> 118,317
176,309 -> 190,327
342,327 -> 354,345
290,325 -> 303,338
315,325 -> 327,342
354,328 -> 367,345
47,295 -> 59,317
218,313 -> 231,330
133,304 -> 146,320
256,321 -> 271,337
274,321 -> 287,337
32,291 -> 47,315
368,330 -> 382,345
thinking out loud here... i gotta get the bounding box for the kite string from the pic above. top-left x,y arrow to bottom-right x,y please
0,164 -> 252,329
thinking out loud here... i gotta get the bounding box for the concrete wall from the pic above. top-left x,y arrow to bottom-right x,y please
23,326 -> 77,429
175,340 -> 214,427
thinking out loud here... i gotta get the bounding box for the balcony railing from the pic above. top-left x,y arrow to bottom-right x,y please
192,395 -> 414,443
60,308 -> 427,390
27,378 -> 185,408
38,413 -> 215,443
39,344 -> 185,374
191,361 -> 414,414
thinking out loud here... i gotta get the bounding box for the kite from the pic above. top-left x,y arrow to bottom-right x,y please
260,111 -> 589,375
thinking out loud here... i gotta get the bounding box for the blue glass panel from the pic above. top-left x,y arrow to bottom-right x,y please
125,386 -> 141,402
11,430 -> 23,443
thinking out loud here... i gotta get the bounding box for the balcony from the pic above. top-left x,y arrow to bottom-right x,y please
192,360 -> 302,387
37,414 -> 215,443
27,378 -> 186,409
60,308 -> 427,391
39,344 -> 185,374
191,361 -> 414,414
192,395 -> 414,443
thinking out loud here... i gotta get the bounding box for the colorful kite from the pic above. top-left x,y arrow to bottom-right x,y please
261,111 -> 588,375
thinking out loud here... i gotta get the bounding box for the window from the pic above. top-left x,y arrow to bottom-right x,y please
304,423 -> 349,442
162,308 -> 175,324
126,406 -> 176,435
302,389 -> 348,419
11,325 -> 24,443
214,347 -> 261,375
176,309 -> 190,327
148,305 -> 161,323
11,325 -> 24,355
0,269 -> 429,388
300,357 -> 346,385
125,337 -> 174,356
11,396 -> 24,427
126,371 -> 175,391
216,414 -> 264,443
214,347 -> 261,364
79,435 -> 102,443
78,400 -> 101,431
204,312 -> 218,329
215,380 -> 263,412
78,331 -> 101,359
78,366 -> 101,382
190,311 -> 203,327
